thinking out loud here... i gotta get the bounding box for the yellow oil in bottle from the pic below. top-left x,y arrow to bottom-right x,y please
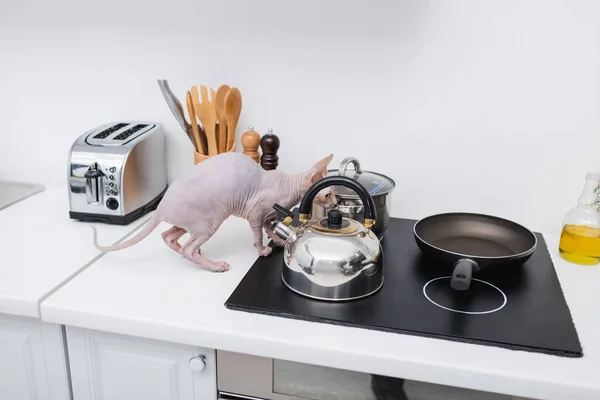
559,224 -> 600,265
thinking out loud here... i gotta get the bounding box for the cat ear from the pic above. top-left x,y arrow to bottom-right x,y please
306,154 -> 333,184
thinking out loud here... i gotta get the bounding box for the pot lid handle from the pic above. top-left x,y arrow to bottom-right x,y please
338,157 -> 361,176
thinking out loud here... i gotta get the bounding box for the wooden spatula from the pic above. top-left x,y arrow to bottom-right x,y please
224,88 -> 242,152
210,88 -> 220,152
215,85 -> 230,153
185,91 -> 204,154
191,85 -> 219,156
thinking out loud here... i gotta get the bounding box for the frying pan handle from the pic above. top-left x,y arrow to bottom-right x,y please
451,259 -> 480,291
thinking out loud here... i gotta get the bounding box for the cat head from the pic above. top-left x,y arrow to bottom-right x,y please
313,186 -> 337,208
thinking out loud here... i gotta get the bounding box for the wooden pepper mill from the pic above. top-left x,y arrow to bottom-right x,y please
260,128 -> 280,170
241,125 -> 261,163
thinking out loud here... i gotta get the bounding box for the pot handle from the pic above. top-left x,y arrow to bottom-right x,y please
298,176 -> 377,229
450,259 -> 480,291
338,157 -> 362,175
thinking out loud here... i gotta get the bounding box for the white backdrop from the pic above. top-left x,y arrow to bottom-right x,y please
1,0 -> 598,234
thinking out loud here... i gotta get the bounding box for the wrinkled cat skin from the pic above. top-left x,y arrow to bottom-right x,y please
92,152 -> 336,272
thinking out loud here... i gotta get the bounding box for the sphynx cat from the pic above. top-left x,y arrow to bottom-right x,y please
92,152 -> 337,272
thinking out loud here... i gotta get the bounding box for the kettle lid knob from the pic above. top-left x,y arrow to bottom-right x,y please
327,209 -> 343,228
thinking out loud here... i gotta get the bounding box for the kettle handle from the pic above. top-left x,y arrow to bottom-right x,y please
298,176 -> 377,229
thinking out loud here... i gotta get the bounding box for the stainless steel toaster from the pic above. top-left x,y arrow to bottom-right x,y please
67,121 -> 168,224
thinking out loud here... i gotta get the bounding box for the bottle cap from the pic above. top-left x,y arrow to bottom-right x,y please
586,171 -> 600,181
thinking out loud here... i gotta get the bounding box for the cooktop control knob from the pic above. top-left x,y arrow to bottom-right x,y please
189,355 -> 206,373
106,198 -> 119,210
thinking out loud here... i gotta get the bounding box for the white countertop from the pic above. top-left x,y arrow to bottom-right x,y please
0,185 -> 150,318
40,216 -> 600,400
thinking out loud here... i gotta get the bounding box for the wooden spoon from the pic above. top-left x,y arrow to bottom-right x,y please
191,85 -> 219,156
215,85 -> 230,152
224,88 -> 242,152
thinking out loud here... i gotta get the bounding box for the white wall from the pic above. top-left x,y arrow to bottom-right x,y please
1,0 -> 598,234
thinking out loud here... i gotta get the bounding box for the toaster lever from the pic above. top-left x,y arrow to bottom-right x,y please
84,163 -> 104,205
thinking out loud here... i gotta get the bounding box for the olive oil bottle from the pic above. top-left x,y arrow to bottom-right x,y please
559,172 -> 600,265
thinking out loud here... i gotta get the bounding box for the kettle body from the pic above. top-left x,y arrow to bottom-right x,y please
271,176 -> 384,301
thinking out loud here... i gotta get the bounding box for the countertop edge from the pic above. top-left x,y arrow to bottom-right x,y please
39,304 -> 600,400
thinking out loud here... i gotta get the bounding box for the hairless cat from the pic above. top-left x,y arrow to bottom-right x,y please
92,152 -> 337,272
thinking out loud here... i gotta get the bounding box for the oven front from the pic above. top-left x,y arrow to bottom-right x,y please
216,350 -> 409,400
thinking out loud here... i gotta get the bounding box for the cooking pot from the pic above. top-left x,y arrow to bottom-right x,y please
271,175 -> 384,301
311,157 -> 395,240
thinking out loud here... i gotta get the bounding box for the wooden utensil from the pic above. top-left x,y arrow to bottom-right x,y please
241,125 -> 261,163
185,91 -> 204,154
224,88 -> 242,152
191,85 -> 219,156
215,85 -> 230,153
210,89 -> 220,152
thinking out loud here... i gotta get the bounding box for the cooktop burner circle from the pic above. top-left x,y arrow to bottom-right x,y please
422,276 -> 507,315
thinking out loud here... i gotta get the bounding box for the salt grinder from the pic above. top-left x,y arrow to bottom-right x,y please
260,128 -> 280,170
241,125 -> 261,163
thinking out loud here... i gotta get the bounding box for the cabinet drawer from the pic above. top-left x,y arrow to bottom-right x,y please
66,326 -> 216,400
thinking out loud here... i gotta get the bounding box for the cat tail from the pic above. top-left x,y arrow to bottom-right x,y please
92,213 -> 163,252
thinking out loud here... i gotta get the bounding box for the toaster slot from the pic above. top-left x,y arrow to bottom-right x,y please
93,123 -> 128,139
113,124 -> 149,141
84,121 -> 156,146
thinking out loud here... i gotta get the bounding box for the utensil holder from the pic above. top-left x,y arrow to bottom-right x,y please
193,142 -> 237,165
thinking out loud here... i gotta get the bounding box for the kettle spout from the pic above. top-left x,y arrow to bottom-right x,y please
271,204 -> 295,242
271,220 -> 294,242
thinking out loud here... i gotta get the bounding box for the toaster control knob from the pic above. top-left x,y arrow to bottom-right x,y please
106,198 -> 119,210
109,167 -> 116,173
108,175 -> 115,181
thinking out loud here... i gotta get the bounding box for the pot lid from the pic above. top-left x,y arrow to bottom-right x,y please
325,157 -> 395,198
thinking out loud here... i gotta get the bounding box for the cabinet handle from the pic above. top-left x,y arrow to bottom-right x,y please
189,354 -> 207,372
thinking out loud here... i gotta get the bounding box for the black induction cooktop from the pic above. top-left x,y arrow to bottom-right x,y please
225,217 -> 583,358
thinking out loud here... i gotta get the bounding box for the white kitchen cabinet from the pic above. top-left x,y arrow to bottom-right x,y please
0,313 -> 71,400
65,326 -> 217,400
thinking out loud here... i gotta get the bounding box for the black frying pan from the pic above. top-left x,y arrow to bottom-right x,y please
413,212 -> 537,291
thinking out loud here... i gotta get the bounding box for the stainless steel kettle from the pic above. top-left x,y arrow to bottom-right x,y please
271,176 -> 384,301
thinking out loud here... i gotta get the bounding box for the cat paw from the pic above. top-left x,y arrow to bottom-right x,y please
259,246 -> 273,257
209,261 -> 230,272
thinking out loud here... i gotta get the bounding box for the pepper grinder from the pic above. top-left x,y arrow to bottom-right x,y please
241,125 -> 261,163
260,128 -> 280,170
